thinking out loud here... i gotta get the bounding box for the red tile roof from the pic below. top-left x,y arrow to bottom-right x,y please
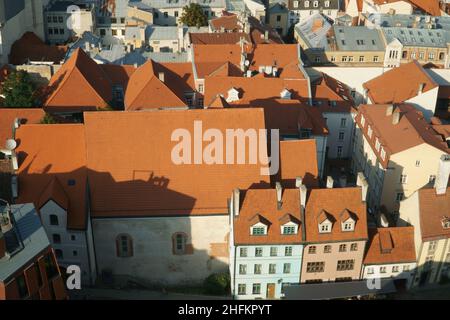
355,104 -> 450,168
210,14 -> 239,32
83,109 -> 271,217
124,60 -> 195,110
15,124 -> 87,230
363,61 -> 438,104
44,48 -> 112,112
312,73 -> 355,112
189,33 -> 250,45
233,188 -> 303,245
364,227 -> 416,265
0,108 -> 45,146
305,187 -> 368,243
418,186 -> 450,241
9,32 -> 68,65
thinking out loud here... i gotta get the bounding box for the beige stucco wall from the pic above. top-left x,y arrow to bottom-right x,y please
300,240 -> 366,282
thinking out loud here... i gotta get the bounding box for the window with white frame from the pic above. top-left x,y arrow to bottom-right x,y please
342,220 -> 355,232
282,225 -> 297,235
340,118 -> 347,128
339,244 -> 347,252
428,241 -> 437,254
396,192 -> 404,202
239,264 -> 247,275
415,160 -> 421,167
375,138 -> 381,151
319,219 -> 332,233
360,115 -> 365,127
403,265 -> 410,272
283,263 -> 291,274
254,264 -> 262,274
269,264 -> 276,274
429,175 -> 436,184
305,0 -> 310,7
240,247 -> 248,257
238,284 -> 246,295
255,247 -> 263,257
392,266 -> 399,273
339,131 -> 345,141
367,126 -> 372,138
293,0 -> 299,7
380,266 -> 386,273
285,246 -> 293,256
400,174 -> 408,184
324,0 -> 330,7
270,247 -> 278,256
308,246 -> 317,254
367,267 -> 374,274
380,148 -> 386,161
251,225 -> 267,235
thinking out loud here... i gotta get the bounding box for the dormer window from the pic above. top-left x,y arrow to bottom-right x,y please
340,209 -> 356,232
320,223 -> 331,233
367,125 -> 373,138
342,220 -> 355,232
360,115 -> 366,127
279,214 -> 300,235
282,225 -> 297,235
318,210 -> 333,233
252,226 -> 267,235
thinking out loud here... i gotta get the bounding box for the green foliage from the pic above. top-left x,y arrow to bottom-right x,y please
203,272 -> 230,295
40,113 -> 57,124
2,70 -> 38,107
179,3 -> 208,27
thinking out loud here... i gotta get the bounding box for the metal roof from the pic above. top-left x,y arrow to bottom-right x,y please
382,27 -> 449,48
365,13 -> 450,30
295,13 -> 332,49
333,26 -> 385,51
0,204 -> 50,283
141,0 -> 226,9
146,26 -> 179,40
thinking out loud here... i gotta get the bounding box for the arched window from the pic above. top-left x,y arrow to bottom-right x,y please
116,234 -> 133,258
172,232 -> 187,255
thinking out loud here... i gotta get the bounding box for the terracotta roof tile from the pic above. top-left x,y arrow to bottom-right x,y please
363,61 -> 438,104
210,14 -> 239,32
234,188 -> 303,245
9,32 -> 67,65
312,73 -> 355,112
207,95 -> 229,108
418,186 -> 450,241
15,124 -> 87,230
305,187 -> 368,243
0,108 -> 45,146
45,48 -> 112,111
83,109 -> 271,217
189,33 -> 250,45
364,227 -> 416,265
38,176 -> 69,211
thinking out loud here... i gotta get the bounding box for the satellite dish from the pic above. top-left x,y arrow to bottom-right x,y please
5,139 -> 17,151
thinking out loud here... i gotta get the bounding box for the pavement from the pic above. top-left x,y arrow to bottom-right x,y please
69,287 -> 232,300
394,283 -> 450,300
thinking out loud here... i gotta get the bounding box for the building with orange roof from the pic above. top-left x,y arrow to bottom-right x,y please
0,203 -> 67,300
229,183 -> 305,299
0,109 -> 45,146
352,104 -> 450,215
363,61 -> 440,120
399,160 -> 450,286
362,227 -> 417,288
13,123 -> 96,285
300,181 -> 369,283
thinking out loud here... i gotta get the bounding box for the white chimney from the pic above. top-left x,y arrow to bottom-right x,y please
418,83 -> 425,95
326,176 -> 334,188
379,213 -> 389,228
300,184 -> 307,208
386,105 -> 394,116
280,88 -> 291,99
434,154 -> 450,195
158,72 -> 165,82
276,182 -> 282,204
392,111 -> 401,125
295,176 -> 303,188
13,118 -> 21,129
233,188 -> 240,216
356,172 -> 368,202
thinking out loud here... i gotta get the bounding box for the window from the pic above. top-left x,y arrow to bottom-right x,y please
415,160 -> 421,167
324,245 -> 331,253
276,15 -> 281,22
100,29 -> 106,36
373,56 -> 379,62
293,0 -> 299,7
283,263 -> 291,274
375,138 -> 381,151
403,265 -> 410,272
270,247 -> 278,257
348,56 -> 354,62
255,247 -> 263,257
55,249 -> 63,259
44,254 -> 58,280
240,247 -> 248,257
308,246 -> 317,254
411,52 -> 416,59
396,192 -> 404,202
320,223 -> 331,233
112,29 -> 117,36
330,56 -> 336,62
428,241 -> 437,254
324,0 -> 330,7
367,267 -> 374,274
340,118 -> 347,128
350,243 -> 358,251
71,235 -> 76,241
342,221 -> 354,231
73,250 -> 78,257
16,274 -> 29,298
305,0 -> 310,7
337,259 -> 354,271
392,266 -> 399,273
429,52 -> 435,60
47,16 -> 52,23
400,174 -> 408,184
252,283 -> 261,294
238,284 -> 246,295
306,262 -> 325,273
439,52 -> 445,60
285,246 -> 293,256
342,56 -> 348,62
339,131 -> 345,141
269,264 -> 276,274
49,214 -> 59,226
58,16 -> 63,23
339,244 -> 347,252
419,52 -> 424,59
53,16 -> 58,23
252,226 -> 266,235
48,28 -> 53,35
52,234 -> 61,244
111,18 -> 117,24
121,18 -> 125,24
356,39 -> 364,45
117,234 -> 133,257
380,266 -> 386,273
315,56 -> 321,63
313,0 -> 318,7
239,264 -> 247,275
360,115 -> 365,127
429,175 -> 436,184
283,226 -> 296,235
59,29 -> 64,35
198,84 -> 204,93
380,148 -> 386,161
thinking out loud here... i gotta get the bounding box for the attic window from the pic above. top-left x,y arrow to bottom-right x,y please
442,217 -> 450,229
68,179 -> 76,186
252,226 -> 267,235
282,225 -> 297,235
342,221 -> 354,232
320,223 -> 331,233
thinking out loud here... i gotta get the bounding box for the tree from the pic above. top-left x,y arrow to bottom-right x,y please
2,70 -> 38,107
203,272 -> 230,295
40,113 -> 57,124
179,3 -> 208,27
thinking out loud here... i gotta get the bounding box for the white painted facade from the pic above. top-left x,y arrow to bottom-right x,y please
362,0 -> 413,15
404,87 -> 440,121
362,262 -> 417,288
39,199 -> 95,285
92,215 -> 230,286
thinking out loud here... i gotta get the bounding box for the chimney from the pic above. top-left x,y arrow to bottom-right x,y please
233,188 -> 240,216
84,42 -> 90,52
264,30 -> 269,41
326,176 -> 334,188
158,72 -> 165,82
386,105 -> 394,116
276,182 -> 282,209
300,184 -> 307,208
392,110 -> 401,125
379,213 -> 389,228
0,205 -> 13,234
434,154 -> 450,195
0,231 -> 5,259
295,176 -> 303,188
356,172 -> 368,202
418,83 -> 425,95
